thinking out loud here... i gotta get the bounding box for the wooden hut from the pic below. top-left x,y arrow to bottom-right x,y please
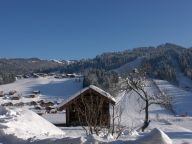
58,85 -> 116,127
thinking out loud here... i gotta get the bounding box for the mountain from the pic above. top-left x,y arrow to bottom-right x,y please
1,43 -> 192,88
58,43 -> 192,88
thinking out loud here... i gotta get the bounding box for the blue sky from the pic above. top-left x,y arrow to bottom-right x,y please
0,0 -> 192,60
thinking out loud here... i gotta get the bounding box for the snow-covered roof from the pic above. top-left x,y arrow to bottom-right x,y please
58,85 -> 116,108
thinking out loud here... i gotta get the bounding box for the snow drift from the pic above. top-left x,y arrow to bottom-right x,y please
0,107 -> 65,143
134,128 -> 172,144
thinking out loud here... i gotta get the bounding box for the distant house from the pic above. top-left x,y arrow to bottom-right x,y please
58,85 -> 116,127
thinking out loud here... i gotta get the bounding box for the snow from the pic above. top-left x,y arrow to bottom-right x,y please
122,129 -> 139,137
50,59 -> 64,64
0,106 -> 89,144
134,128 -> 172,144
176,70 -> 192,90
60,127 -> 87,138
154,80 -> 192,115
148,120 -> 192,144
172,58 -> 192,90
110,128 -> 173,144
114,57 -> 143,74
0,107 -> 65,140
0,77 -> 83,103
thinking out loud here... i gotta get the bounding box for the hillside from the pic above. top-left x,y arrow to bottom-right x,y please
59,43 -> 192,87
114,43 -> 192,82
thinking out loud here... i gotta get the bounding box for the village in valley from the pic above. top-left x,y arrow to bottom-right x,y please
0,73 -> 82,120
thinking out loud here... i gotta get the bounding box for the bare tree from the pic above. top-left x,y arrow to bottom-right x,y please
121,69 -> 172,132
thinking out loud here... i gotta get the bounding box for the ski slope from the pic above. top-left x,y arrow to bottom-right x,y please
155,80 -> 192,116
114,57 -> 143,74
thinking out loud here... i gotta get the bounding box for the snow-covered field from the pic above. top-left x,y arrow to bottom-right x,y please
0,77 -> 192,143
0,77 -> 83,102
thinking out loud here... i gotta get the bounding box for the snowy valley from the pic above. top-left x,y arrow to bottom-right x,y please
0,75 -> 192,144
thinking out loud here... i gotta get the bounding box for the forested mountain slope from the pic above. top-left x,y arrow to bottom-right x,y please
1,43 -> 192,88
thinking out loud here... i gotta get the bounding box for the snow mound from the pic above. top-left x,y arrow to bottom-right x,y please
0,132 -> 82,144
0,108 -> 65,142
135,128 -> 172,144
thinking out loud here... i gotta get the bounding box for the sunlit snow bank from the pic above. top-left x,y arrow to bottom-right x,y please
108,128 -> 172,144
0,106 -> 66,143
134,128 -> 172,144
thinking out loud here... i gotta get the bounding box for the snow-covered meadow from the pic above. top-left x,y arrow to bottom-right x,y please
0,77 -> 83,102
